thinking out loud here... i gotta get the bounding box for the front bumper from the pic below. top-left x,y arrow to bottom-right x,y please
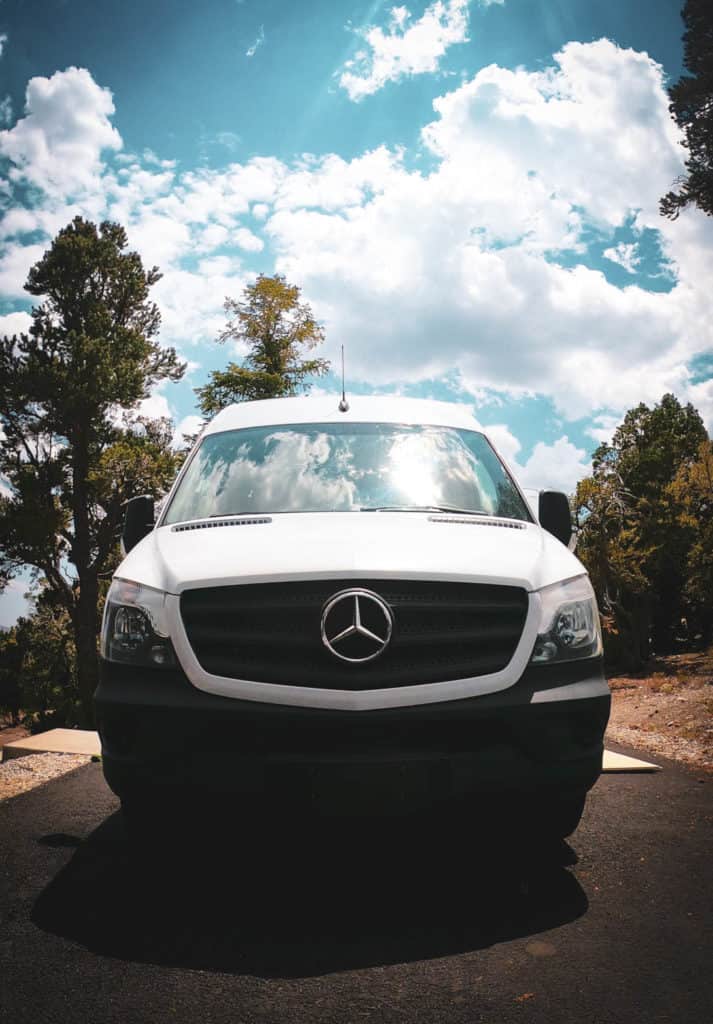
95,658 -> 610,808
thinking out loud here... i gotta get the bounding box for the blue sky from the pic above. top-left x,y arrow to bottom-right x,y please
0,0 -> 712,623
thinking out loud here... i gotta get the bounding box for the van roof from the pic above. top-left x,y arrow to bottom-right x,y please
204,394 -> 483,435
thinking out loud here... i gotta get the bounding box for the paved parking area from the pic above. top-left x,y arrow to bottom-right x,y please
0,745 -> 711,1024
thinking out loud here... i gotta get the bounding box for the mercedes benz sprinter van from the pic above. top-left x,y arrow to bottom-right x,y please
95,395 -> 610,839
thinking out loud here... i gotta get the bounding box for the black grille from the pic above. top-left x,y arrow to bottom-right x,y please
180,579 -> 528,691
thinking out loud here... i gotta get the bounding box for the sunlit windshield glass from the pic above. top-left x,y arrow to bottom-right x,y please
164,422 -> 531,523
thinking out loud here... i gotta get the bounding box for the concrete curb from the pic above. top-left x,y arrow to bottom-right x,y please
1,728 -> 101,761
602,749 -> 661,772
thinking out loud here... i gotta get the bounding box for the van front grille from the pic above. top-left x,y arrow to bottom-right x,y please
179,579 -> 528,691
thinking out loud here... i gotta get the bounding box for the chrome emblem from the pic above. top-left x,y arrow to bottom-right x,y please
321,588 -> 394,663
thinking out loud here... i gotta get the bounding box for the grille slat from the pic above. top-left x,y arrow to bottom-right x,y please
180,579 -> 528,691
186,620 -> 521,650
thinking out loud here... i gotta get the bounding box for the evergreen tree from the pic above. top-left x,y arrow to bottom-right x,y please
196,273 -> 329,417
0,218 -> 185,724
670,439 -> 713,640
661,0 -> 713,218
575,394 -> 708,667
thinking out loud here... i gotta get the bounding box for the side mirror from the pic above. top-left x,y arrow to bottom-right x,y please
538,490 -> 572,547
122,495 -> 155,555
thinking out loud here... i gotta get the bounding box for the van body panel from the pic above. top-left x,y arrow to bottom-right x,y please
119,512 -> 582,596
98,394 -> 610,835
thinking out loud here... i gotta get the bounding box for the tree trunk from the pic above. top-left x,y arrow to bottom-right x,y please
610,591 -> 651,673
635,593 -> 652,666
74,576 -> 99,727
71,431 -> 99,728
651,593 -> 672,655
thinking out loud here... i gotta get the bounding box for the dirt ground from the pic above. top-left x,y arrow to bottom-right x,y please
0,723 -> 93,801
0,751 -> 92,801
606,645 -> 713,771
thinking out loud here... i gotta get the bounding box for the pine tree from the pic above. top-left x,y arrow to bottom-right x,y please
196,273 -> 329,417
0,218 -> 185,724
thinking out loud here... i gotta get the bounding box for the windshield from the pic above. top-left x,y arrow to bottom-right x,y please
163,422 -> 532,524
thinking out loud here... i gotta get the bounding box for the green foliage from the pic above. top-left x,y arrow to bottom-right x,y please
0,217 -> 185,725
196,273 -> 329,417
0,625 -> 24,725
16,599 -> 80,731
660,0 -> 713,218
0,591 -> 80,731
670,440 -> 713,635
575,394 -> 710,669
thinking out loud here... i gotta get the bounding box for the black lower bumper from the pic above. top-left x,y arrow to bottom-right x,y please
95,658 -> 610,807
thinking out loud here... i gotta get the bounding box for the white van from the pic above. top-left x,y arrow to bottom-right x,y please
96,395 -> 610,839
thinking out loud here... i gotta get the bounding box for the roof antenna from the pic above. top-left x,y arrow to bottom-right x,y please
338,345 -> 350,412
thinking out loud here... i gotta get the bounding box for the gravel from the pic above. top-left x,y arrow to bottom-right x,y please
0,752 -> 93,802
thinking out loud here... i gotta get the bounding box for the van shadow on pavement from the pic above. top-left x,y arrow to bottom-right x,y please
32,808 -> 587,978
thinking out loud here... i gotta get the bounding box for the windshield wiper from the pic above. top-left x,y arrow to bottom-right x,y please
360,505 -> 489,515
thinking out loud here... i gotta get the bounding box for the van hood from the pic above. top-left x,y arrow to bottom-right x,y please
118,512 -> 585,594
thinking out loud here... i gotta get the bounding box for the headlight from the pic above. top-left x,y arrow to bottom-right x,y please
101,578 -> 175,668
530,574 -> 602,664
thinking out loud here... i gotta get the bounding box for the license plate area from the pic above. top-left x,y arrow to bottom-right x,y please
266,760 -> 452,813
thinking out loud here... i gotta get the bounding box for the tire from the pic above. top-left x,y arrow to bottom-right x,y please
121,796 -> 156,848
535,791 -> 587,840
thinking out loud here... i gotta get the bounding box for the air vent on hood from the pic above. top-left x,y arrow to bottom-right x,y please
428,516 -> 527,529
171,516 -> 272,533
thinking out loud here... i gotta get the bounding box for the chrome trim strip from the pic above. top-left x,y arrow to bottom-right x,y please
529,676 -> 610,703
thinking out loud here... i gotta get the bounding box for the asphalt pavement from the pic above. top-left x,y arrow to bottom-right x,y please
1,745 -> 711,1024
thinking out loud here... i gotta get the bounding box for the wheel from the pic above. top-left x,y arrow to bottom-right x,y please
535,791 -> 587,839
121,795 -> 158,848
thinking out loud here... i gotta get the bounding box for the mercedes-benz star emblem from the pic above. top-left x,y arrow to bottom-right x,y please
321,588 -> 394,664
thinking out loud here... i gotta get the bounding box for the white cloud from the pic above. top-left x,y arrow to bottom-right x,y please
0,48 -> 711,436
172,414 -> 204,449
124,211 -> 193,270
484,423 -> 521,465
421,40 -> 682,227
246,25 -> 265,58
339,0 -> 472,101
151,264 -> 246,346
234,226 -> 264,251
486,423 -> 590,494
197,255 -> 242,275
0,76 -> 274,343
0,242 -> 47,297
0,96 -> 12,127
586,413 -> 621,446
0,67 -> 122,197
515,436 -> 591,494
603,241 -> 641,273
267,40 -> 712,422
686,377 -> 713,436
177,356 -> 202,374
0,569 -> 33,628
0,35 -> 10,131
195,222 -> 230,252
214,131 -> 241,152
0,310 -> 33,337
136,390 -> 172,421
